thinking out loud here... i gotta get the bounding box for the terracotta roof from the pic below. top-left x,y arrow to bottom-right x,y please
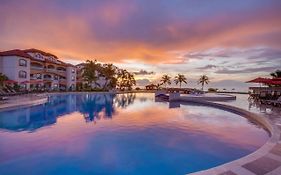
1,48 -> 78,67
0,49 -> 33,59
23,48 -> 58,59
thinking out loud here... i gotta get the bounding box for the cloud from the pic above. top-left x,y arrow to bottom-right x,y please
136,79 -> 151,86
0,0 -> 280,64
0,0 -> 280,85
215,66 -> 278,74
197,64 -> 218,70
133,70 -> 155,75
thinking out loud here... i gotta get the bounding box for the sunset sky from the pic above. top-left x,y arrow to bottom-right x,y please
0,0 -> 280,90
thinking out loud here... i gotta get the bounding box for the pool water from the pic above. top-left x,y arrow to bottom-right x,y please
0,93 -> 269,175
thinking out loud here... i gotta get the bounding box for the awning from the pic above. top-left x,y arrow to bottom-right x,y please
246,77 -> 271,84
30,80 -> 44,84
247,77 -> 281,85
268,80 -> 281,85
4,80 -> 17,84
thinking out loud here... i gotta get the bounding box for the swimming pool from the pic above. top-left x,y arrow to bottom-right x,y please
0,93 -> 269,175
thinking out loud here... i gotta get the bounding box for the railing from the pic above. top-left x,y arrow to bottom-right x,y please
31,66 -> 44,70
43,77 -> 53,81
57,70 -> 66,73
30,77 -> 42,80
46,69 -> 56,73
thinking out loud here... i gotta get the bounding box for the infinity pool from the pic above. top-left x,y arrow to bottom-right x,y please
0,93 -> 269,175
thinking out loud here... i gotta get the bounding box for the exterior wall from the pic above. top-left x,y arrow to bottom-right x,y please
66,66 -> 76,90
0,56 -> 30,88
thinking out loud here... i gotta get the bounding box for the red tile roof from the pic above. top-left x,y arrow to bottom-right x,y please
1,48 -> 77,67
23,48 -> 58,59
0,49 -> 33,59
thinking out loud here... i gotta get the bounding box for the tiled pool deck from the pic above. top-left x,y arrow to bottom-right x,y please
0,93 -> 281,175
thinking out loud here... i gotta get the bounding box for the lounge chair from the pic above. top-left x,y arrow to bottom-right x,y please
2,88 -> 15,96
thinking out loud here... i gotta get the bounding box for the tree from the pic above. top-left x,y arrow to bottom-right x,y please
82,60 -> 100,89
198,75 -> 210,91
174,74 -> 187,88
117,69 -> 136,90
160,74 -> 171,88
270,70 -> 281,78
101,64 -> 118,90
0,73 -> 8,87
156,83 -> 162,90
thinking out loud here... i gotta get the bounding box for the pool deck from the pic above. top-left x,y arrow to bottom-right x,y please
0,94 -> 48,111
1,92 -> 281,175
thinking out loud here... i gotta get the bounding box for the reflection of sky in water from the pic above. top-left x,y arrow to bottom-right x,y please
0,93 -> 269,175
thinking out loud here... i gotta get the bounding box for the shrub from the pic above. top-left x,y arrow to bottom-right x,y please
208,88 -> 218,92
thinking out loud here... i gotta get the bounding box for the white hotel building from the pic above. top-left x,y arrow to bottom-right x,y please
0,49 -> 77,91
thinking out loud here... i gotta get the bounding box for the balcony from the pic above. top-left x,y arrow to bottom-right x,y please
58,70 -> 66,73
31,66 -> 44,70
44,77 -> 53,81
57,67 -> 66,73
30,77 -> 42,80
46,68 -> 57,73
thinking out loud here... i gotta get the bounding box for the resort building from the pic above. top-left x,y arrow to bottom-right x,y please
0,49 -> 76,91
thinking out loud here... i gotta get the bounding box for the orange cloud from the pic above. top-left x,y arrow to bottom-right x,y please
0,1 -> 280,64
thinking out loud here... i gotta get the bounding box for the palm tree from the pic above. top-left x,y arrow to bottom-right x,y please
82,60 -> 100,88
198,75 -> 210,91
101,64 -> 117,90
270,70 -> 281,78
0,73 -> 8,87
117,69 -> 136,90
174,74 -> 187,88
126,72 -> 136,90
160,74 -> 171,88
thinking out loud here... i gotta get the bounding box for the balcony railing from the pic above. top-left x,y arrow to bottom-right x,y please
43,77 -> 53,81
30,77 -> 42,80
31,66 -> 44,70
46,68 -> 57,73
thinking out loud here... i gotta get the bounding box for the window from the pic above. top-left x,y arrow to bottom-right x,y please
19,71 -> 27,78
19,59 -> 27,67
72,69 -> 75,73
36,73 -> 42,79
71,76 -> 75,81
